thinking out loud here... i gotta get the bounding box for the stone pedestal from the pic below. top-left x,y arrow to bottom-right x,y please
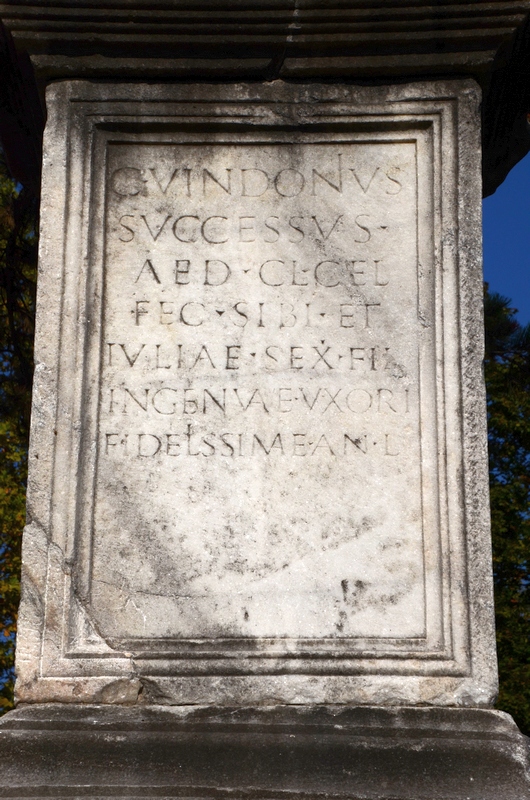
15,79 -> 495,708
1,705 -> 529,799
0,3 -> 529,796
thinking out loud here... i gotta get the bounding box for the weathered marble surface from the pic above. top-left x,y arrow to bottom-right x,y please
15,80 -> 495,707
101,139 -> 423,643
2,705 -> 530,800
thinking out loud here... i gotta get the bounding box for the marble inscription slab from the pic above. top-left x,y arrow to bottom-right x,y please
99,138 -> 425,645
16,81 -> 496,706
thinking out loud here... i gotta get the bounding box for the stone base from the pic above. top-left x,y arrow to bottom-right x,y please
1,705 -> 529,799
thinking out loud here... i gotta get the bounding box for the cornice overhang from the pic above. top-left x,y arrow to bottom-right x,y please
0,1 -> 529,80
0,2 -> 530,195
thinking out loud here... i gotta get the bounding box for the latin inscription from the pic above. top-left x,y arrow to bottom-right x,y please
91,141 -> 428,643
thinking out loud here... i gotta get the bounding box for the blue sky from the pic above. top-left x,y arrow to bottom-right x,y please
483,153 -> 530,325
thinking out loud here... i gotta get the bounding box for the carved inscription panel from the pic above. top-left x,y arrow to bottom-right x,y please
91,137 -> 437,647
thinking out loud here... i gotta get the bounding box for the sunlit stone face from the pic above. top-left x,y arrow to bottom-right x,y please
93,137 -> 433,648
17,82 -> 494,707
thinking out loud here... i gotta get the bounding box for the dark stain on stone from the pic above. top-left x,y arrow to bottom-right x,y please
335,610 -> 347,632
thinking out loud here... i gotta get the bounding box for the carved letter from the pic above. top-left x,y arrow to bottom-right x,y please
225,345 -> 241,370
241,169 -> 269,197
141,214 -> 171,241
202,216 -> 228,244
274,169 -> 305,197
138,433 -> 162,457
354,214 -> 371,243
111,168 -> 146,196
311,155 -> 342,195
118,215 -> 135,242
350,166 -> 379,194
118,343 -> 145,367
135,259 -> 161,284
173,215 -> 199,243
259,260 -> 284,286
175,260 -> 191,285
152,388 -> 178,415
264,216 -> 280,242
239,216 -> 256,242
385,169 -> 402,195
180,303 -> 206,327
363,302 -> 381,328
205,260 -> 231,285
203,168 -> 232,195
315,261 -> 340,288
192,345 -> 216,367
135,300 -> 149,325
344,433 -> 367,454
149,167 -> 178,194
312,215 -> 343,241
253,433 -> 284,454
346,390 -> 372,413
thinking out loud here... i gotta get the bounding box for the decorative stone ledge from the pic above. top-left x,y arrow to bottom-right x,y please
1,1 -> 529,79
1,2 -> 530,193
1,704 -> 529,799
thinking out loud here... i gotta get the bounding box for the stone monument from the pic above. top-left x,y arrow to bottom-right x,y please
1,3 -> 530,798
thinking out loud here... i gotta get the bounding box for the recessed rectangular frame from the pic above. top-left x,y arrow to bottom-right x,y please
15,79 -> 497,707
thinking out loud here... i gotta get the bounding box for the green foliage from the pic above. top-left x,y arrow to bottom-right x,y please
484,287 -> 530,734
0,152 -> 37,712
